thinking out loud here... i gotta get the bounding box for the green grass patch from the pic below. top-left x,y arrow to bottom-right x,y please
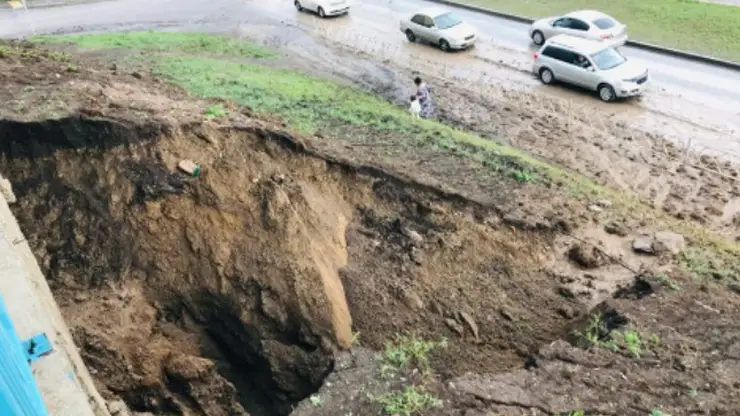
374,385 -> 443,416
679,247 -> 740,282
576,314 -> 618,352
655,274 -> 681,291
379,333 -> 448,378
577,316 -> 662,359
0,43 -> 70,62
461,0 -> 740,62
31,31 -> 277,58
203,103 -> 228,120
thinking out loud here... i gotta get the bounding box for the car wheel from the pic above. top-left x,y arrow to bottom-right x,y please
532,30 -> 545,46
598,83 -> 616,102
294,0 -> 303,11
405,30 -> 416,42
439,39 -> 451,52
539,68 -> 554,84
318,6 -> 326,17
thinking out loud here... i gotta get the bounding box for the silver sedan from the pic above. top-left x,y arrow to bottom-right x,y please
529,10 -> 628,48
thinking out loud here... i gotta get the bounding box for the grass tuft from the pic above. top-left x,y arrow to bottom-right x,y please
204,103 -> 228,120
379,333 -> 447,377
0,44 -> 70,62
679,247 -> 740,282
31,31 -> 277,58
375,385 -> 443,416
655,274 -> 681,291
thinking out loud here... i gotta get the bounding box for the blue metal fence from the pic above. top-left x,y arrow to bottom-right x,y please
0,295 -> 49,416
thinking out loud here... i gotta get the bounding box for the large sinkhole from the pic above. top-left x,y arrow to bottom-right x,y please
0,115 -> 580,415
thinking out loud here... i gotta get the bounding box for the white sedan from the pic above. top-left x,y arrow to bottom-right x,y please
529,10 -> 627,48
294,0 -> 350,18
400,8 -> 478,52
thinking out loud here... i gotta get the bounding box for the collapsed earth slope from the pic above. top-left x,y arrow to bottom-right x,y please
2,40 -> 739,416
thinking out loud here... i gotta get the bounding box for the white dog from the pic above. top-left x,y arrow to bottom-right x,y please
409,95 -> 421,119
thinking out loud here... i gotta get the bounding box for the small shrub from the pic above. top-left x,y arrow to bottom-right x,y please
380,333 -> 447,376
375,386 -> 442,416
309,394 -> 322,407
204,103 -> 228,120
511,168 -> 535,183
351,331 -> 361,346
655,274 -> 680,291
619,330 -> 643,358
577,315 -> 616,351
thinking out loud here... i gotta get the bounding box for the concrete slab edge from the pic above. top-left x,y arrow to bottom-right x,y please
0,182 -> 111,416
426,0 -> 740,71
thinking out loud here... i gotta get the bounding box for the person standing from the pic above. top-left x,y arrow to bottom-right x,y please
414,77 -> 435,119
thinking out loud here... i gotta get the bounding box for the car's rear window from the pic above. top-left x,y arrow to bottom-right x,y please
593,17 -> 616,30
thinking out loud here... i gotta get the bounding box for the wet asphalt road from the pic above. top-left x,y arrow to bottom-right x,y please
1,0 -> 739,156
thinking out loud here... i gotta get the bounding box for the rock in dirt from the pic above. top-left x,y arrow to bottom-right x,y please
502,211 -> 542,231
409,247 -> 424,265
556,286 -> 576,299
557,305 -> 575,319
164,353 -> 248,416
261,290 -> 289,327
567,244 -> 608,269
632,231 -> 685,256
653,231 -> 686,255
594,199 -> 613,209
457,311 -> 480,341
445,318 -> 465,336
405,229 -> 424,246
604,220 -> 629,236
401,290 -> 424,311
727,283 -> 740,296
0,175 -> 16,204
587,204 -> 603,213
107,399 -> 131,416
632,235 -> 655,254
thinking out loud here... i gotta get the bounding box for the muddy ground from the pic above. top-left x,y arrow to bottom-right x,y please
1,40 -> 739,416
234,21 -> 740,242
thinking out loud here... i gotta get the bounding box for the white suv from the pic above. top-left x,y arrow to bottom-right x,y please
532,34 -> 648,102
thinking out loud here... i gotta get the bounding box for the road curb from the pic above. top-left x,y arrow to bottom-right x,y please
426,0 -> 740,71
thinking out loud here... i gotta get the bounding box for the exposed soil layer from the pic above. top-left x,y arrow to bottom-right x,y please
3,41 -> 740,416
2,114 -> 582,414
3,108 -> 592,414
